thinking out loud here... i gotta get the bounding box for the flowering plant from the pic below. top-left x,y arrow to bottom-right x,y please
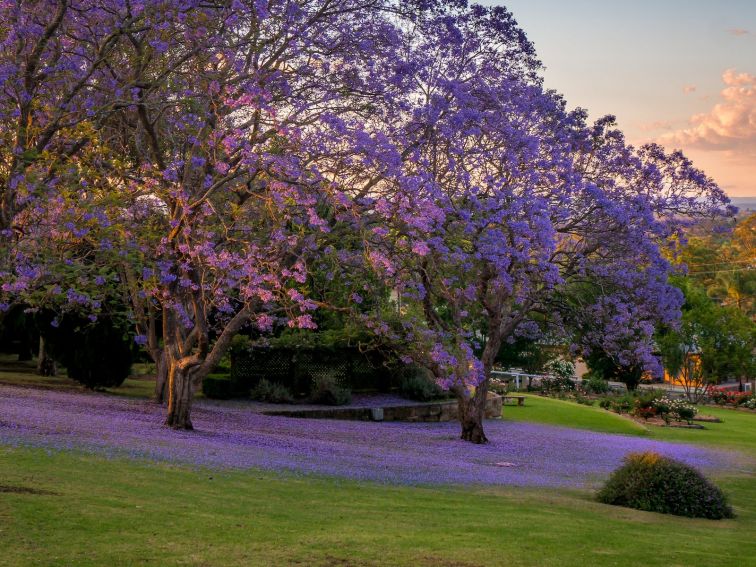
653,397 -> 697,423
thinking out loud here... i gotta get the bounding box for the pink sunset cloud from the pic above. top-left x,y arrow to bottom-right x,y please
660,69 -> 756,158
655,69 -> 756,197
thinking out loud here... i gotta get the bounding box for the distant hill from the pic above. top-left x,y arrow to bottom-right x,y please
730,197 -> 756,213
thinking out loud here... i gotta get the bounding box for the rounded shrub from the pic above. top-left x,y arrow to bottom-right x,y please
202,375 -> 235,400
310,373 -> 351,406
597,452 -> 734,519
44,314 -> 133,389
397,365 -> 444,401
250,379 -> 294,403
583,375 -> 609,394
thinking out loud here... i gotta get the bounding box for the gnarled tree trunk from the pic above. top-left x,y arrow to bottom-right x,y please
161,302 -> 252,430
456,325 -> 504,444
458,383 -> 489,444
153,349 -> 168,404
165,363 -> 198,429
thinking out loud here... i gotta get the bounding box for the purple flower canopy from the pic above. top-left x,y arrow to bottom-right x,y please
0,386 -> 742,488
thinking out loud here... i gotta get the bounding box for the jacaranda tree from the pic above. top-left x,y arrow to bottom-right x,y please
341,5 -> 730,442
0,1 -> 732,439
2,0 -> 429,428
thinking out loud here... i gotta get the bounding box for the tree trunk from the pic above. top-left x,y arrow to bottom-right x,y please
458,384 -> 489,444
456,327 -> 505,444
153,349 -> 168,404
165,364 -> 194,429
36,336 -> 57,376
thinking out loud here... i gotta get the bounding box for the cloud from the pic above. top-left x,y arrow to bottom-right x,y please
727,28 -> 750,36
659,69 -> 756,159
682,84 -> 696,94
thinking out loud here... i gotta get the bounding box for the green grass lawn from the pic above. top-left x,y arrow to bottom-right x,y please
502,393 -> 649,435
0,355 -> 166,400
0,446 -> 754,567
504,393 -> 756,454
1,365 -> 755,566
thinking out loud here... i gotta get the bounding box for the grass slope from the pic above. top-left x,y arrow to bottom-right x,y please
0,447 -> 754,567
505,393 -> 756,454
502,394 -> 648,435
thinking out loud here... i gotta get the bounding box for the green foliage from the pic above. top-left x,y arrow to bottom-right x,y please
44,314 -> 133,389
310,374 -> 352,406
658,277 -> 755,384
597,452 -> 734,519
541,375 -> 575,394
202,375 -> 236,400
396,366 -> 445,401
582,374 -> 609,394
585,350 -> 645,390
650,397 -> 697,423
545,359 -> 575,380
574,393 -> 595,406
496,338 -> 559,374
680,214 -> 755,318
230,332 -> 394,393
599,393 -> 634,414
250,379 -> 294,404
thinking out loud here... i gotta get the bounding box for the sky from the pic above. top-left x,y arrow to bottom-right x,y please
484,0 -> 756,198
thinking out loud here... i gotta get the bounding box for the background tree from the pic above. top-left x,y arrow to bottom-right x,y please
678,213 -> 754,318
658,277 -> 755,400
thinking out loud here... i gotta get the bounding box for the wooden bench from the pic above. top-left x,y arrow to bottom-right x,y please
502,395 -> 526,406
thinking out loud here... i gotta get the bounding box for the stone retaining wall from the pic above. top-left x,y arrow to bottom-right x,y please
263,393 -> 503,423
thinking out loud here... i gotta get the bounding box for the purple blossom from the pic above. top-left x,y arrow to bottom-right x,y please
0,385 -> 743,488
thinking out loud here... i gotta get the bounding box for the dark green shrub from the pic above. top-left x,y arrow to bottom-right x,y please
541,375 -> 575,394
610,393 -> 635,414
202,375 -> 235,400
310,374 -> 352,406
397,366 -> 444,401
44,315 -> 133,389
583,375 -> 609,394
676,404 -> 697,422
574,393 -> 595,406
250,379 -> 294,403
597,452 -> 734,519
599,397 -> 613,410
632,390 -> 662,419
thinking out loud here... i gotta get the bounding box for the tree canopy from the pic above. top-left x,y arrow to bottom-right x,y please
0,1 -> 731,439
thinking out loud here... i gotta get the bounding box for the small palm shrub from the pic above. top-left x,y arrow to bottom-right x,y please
597,452 -> 733,519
